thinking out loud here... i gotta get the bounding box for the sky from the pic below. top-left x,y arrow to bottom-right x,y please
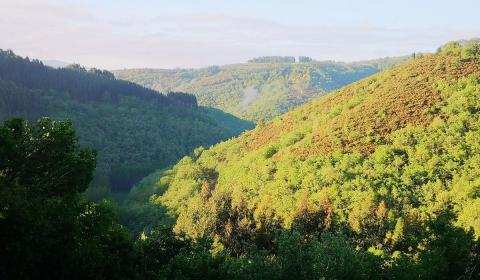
1,0 -> 479,69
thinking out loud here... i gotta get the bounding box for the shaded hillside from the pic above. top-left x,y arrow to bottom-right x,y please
130,41 -> 480,278
0,50 -> 254,195
114,56 -> 409,122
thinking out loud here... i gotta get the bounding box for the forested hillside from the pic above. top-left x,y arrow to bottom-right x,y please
126,41 -> 480,278
0,50 -> 253,195
114,56 -> 409,122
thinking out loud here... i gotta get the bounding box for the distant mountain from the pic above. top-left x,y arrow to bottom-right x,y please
42,59 -> 70,68
128,41 -> 480,277
0,50 -> 253,195
114,56 -> 410,122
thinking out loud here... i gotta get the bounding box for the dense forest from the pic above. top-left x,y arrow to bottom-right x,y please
2,41 -> 480,280
122,40 -> 480,278
0,50 -> 253,195
114,56 -> 409,122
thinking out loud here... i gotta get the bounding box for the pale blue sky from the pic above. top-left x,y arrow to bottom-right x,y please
1,0 -> 479,69
79,0 -> 479,28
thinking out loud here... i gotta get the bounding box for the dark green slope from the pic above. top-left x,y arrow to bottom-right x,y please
0,50 -> 253,195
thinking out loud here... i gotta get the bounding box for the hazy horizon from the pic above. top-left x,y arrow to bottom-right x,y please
38,54 -> 413,71
2,0 -> 480,69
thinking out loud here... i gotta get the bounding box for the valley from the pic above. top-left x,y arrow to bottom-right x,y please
1,2 -> 480,277
114,56 -> 409,122
0,50 -> 254,196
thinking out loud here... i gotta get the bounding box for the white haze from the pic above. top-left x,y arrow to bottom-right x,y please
242,87 -> 260,107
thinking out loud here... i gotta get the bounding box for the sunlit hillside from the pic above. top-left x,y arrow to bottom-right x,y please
114,56 -> 409,122
129,41 -> 480,278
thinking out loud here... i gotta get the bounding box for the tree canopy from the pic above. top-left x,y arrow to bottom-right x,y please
128,42 -> 480,279
0,49 -> 253,195
2,41 -> 480,279
114,56 -> 409,122
0,118 -> 137,279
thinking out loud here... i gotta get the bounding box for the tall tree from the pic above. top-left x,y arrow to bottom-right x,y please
0,118 -> 135,279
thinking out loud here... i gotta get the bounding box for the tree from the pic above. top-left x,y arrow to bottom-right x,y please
298,56 -> 313,63
0,118 -> 135,279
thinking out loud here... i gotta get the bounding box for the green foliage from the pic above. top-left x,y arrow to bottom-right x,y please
263,144 -> 279,159
114,56 -> 409,122
4,43 -> 480,279
140,59 -> 480,278
277,232 -> 378,279
437,39 -> 480,60
0,118 -> 136,279
0,49 -> 253,193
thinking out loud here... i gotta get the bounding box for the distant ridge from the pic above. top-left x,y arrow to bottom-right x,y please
114,55 -> 410,122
